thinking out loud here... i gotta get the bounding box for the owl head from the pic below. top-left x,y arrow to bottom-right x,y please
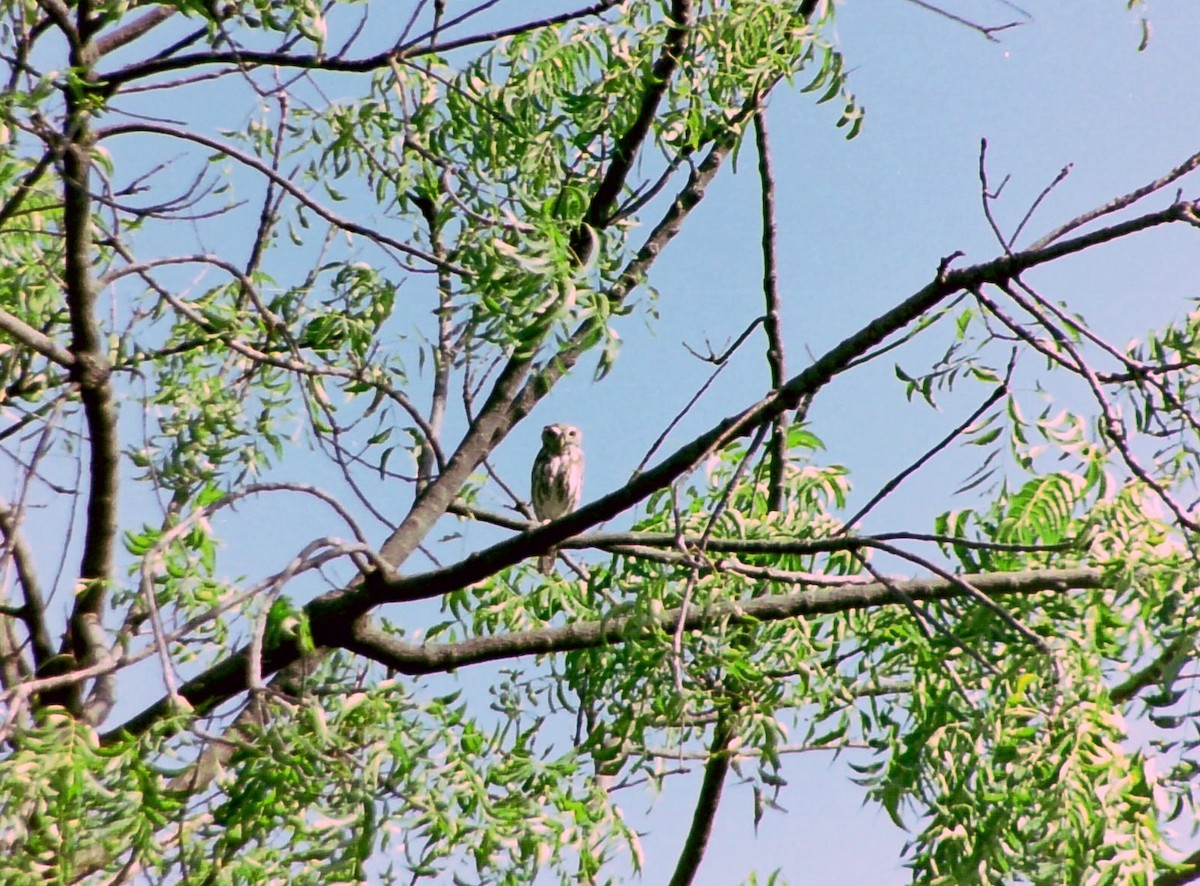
542,423 -> 582,454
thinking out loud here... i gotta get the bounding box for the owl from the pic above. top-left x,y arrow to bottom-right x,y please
531,423 -> 584,574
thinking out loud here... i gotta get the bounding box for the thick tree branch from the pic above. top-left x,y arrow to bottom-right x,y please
339,568 -> 1104,676
565,530 -> 1076,557
372,0 -> 715,574
1110,635 -> 1190,705
582,0 -> 691,235
375,207 -> 1194,605
33,0 -> 76,44
668,709 -> 735,886
57,86 -> 119,722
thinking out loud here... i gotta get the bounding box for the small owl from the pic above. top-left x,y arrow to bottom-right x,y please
531,423 -> 584,574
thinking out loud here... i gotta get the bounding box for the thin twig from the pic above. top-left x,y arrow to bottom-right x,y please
842,353 -> 1013,529
634,318 -> 762,478
1031,146 -> 1200,250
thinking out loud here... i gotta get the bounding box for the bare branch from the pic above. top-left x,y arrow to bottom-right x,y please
668,709 -> 735,886
634,317 -> 762,478
903,0 -> 1027,41
753,106 -> 789,512
0,307 -> 75,368
843,359 -> 1011,529
92,6 -> 177,58
1031,147 -> 1200,250
1009,161 -> 1073,248
0,497 -> 53,669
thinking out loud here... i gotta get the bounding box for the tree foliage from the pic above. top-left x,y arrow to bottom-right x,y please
1,1 -> 1200,883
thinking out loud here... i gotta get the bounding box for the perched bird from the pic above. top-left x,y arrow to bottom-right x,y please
531,423 -> 584,574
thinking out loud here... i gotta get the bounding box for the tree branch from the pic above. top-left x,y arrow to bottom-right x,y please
369,0 -> 711,575
1030,146 -> 1200,250
0,307 -> 75,368
339,567 -> 1104,676
668,708 -> 735,886
92,5 -> 177,58
843,365 -> 1010,529
582,0 -> 692,236
56,87 -> 119,723
0,149 -> 55,228
1157,851 -> 1200,886
1109,635 -> 1190,705
104,179 -> 1196,747
98,1 -> 624,91
753,106 -> 788,512
0,499 -> 54,670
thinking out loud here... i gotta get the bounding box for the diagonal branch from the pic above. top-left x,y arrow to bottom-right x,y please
582,0 -> 692,236
92,6 -> 177,58
843,362 -> 1011,529
373,4 -> 716,574
1030,146 -> 1200,250
1156,850 -> 1200,886
0,149 -> 55,228
1110,635 -> 1190,705
668,708 -> 736,886
0,307 -> 75,368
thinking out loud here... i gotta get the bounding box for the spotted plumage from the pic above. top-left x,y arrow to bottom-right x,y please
531,423 -> 584,574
